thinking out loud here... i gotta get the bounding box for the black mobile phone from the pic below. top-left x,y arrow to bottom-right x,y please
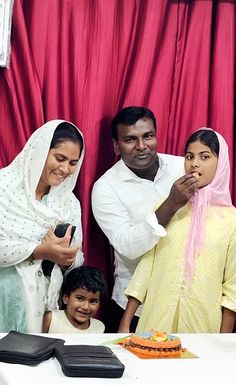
42,223 -> 76,277
54,223 -> 76,245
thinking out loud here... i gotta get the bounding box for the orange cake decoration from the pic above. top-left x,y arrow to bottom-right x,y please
128,331 -> 182,358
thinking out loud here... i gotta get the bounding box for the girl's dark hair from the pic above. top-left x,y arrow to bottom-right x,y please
62,266 -> 107,301
50,122 -> 83,152
184,129 -> 219,156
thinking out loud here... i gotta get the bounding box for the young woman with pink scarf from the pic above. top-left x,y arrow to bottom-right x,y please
119,128 -> 236,333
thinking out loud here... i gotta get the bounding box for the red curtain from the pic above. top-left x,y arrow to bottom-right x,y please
0,0 -> 235,289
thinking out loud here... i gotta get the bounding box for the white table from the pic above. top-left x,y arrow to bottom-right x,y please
0,333 -> 236,385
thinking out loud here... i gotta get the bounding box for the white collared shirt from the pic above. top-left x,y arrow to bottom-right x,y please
92,153 -> 184,314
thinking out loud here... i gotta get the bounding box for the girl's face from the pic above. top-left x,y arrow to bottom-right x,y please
39,140 -> 81,189
63,288 -> 100,330
184,140 -> 218,188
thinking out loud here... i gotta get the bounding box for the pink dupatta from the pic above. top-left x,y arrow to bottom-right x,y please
184,128 -> 232,285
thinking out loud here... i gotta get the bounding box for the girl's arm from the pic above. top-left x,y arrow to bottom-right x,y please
221,226 -> 236,332
118,296 -> 141,333
220,307 -> 236,333
42,311 -> 52,333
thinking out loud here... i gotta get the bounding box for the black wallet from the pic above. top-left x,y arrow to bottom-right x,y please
0,331 -> 65,366
55,344 -> 125,378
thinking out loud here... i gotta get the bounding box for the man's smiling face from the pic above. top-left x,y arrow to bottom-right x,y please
113,118 -> 158,170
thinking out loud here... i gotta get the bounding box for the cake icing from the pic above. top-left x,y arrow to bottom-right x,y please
128,331 -> 182,358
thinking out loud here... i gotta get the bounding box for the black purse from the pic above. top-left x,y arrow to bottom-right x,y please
0,331 -> 64,366
55,344 -> 125,378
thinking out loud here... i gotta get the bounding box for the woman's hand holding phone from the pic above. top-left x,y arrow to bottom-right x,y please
34,223 -> 79,267
43,224 -> 75,247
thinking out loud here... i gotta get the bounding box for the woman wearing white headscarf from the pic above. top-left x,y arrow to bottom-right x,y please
0,120 -> 84,332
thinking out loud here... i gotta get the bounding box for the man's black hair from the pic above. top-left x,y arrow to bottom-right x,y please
111,106 -> 156,140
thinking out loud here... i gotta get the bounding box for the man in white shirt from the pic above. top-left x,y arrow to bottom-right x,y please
92,106 -> 197,332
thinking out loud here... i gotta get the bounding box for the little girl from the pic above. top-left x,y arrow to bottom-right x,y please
43,266 -> 107,333
119,128 -> 236,333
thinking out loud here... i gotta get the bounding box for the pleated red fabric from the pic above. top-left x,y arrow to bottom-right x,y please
0,0 -> 235,297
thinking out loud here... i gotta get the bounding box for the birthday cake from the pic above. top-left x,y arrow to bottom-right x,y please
128,331 -> 182,358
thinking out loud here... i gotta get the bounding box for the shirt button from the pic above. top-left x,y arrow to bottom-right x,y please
38,270 -> 42,277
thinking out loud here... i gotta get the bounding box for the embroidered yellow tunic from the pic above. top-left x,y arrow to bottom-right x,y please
125,205 -> 236,333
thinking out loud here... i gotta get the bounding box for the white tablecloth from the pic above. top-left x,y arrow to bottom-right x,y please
0,333 -> 236,385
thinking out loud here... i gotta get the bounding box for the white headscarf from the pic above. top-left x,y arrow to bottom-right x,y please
0,120 -> 85,325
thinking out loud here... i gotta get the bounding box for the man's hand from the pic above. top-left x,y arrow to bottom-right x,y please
156,174 -> 198,228
167,174 -> 198,209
